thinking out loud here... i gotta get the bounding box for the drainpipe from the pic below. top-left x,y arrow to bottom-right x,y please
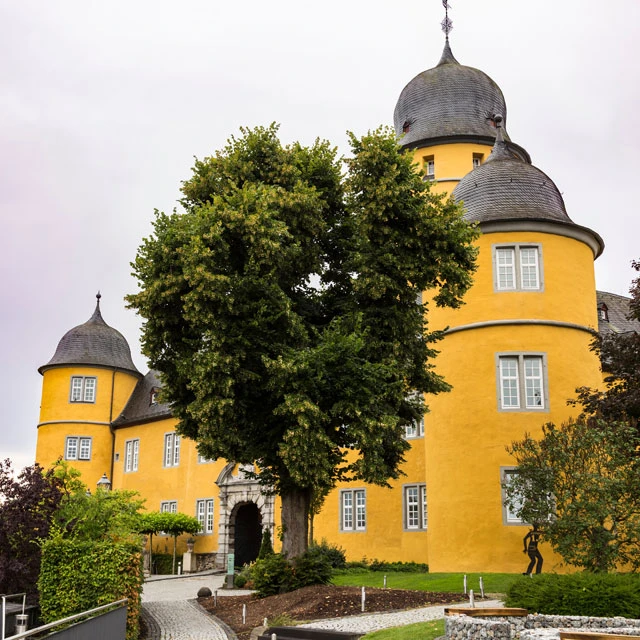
108,368 -> 116,484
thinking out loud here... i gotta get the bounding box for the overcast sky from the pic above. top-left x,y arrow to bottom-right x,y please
2,0 -> 639,472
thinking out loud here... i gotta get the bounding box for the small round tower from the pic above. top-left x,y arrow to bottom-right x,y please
36,294 -> 141,487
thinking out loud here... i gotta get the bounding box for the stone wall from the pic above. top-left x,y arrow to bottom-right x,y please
446,613 -> 640,640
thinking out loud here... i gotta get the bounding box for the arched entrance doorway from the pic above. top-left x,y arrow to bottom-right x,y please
232,502 -> 262,567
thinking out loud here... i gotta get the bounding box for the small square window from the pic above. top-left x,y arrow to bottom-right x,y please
493,245 -> 542,292
497,354 -> 547,411
65,436 -> 92,461
472,153 -> 484,168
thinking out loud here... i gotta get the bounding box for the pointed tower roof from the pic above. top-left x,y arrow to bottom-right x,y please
394,39 -> 528,159
39,293 -> 140,375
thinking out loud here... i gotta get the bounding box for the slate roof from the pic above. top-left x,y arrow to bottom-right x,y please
596,291 -> 640,335
113,370 -> 173,427
40,296 -> 140,376
394,40 -> 511,148
452,129 -> 572,225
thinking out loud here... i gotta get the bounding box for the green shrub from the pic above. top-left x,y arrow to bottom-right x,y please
151,553 -> 174,575
252,554 -> 295,597
309,539 -> 346,569
258,529 -> 274,559
39,538 -> 143,640
505,573 -> 640,617
294,545 -> 333,588
369,559 -> 429,573
234,573 -> 248,588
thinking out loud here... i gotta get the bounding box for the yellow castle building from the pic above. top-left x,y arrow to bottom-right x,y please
35,33 -> 637,573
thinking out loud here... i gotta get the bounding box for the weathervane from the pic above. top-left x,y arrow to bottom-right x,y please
441,0 -> 453,39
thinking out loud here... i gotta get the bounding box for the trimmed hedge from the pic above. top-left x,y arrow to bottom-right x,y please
505,573 -> 640,618
39,539 -> 143,640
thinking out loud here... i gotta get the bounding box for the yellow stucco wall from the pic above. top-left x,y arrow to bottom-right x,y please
112,419 -> 229,555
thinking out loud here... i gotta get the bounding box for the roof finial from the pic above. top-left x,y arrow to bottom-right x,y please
441,1 -> 453,40
96,291 -> 101,302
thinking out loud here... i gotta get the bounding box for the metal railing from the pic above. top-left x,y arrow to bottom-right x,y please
4,599 -> 127,640
1,593 -> 26,640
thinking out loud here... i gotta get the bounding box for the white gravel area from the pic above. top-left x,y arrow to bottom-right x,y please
299,599 -> 504,634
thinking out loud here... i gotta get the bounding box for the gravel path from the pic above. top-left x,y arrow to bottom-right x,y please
298,599 -> 504,635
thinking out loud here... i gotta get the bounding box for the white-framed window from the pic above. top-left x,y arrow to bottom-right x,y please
472,153 -> 483,169
497,354 -> 547,411
65,436 -> 92,461
164,433 -> 180,467
341,489 -> 366,531
501,467 -> 526,525
160,500 -> 177,513
405,416 -> 425,439
150,388 -> 159,405
196,498 -> 214,534
493,245 -> 542,291
404,484 -> 427,530
70,376 -> 97,403
124,439 -> 140,472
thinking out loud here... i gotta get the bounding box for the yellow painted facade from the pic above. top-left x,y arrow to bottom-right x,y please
35,35 -> 613,573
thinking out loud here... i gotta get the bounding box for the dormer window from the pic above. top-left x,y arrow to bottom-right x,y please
598,303 -> 609,322
402,120 -> 411,134
150,388 -> 159,405
423,155 -> 435,180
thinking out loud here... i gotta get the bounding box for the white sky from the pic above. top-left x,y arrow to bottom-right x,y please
2,0 -> 639,472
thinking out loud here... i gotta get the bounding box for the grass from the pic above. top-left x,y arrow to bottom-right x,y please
361,618 -> 444,640
332,571 -> 519,595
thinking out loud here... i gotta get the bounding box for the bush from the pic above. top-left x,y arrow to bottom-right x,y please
39,538 -> 143,640
505,573 -> 640,618
294,546 -> 333,588
151,553 -> 174,575
252,554 -> 295,597
369,559 -> 429,573
309,539 -> 346,569
258,529 -> 274,559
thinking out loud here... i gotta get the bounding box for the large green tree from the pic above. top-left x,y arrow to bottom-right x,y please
504,418 -> 640,572
128,125 -> 477,557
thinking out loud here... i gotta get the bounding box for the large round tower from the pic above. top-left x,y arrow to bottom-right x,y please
392,33 -> 605,571
36,294 -> 141,486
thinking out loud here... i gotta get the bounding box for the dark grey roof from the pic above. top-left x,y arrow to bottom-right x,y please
394,40 -> 511,148
452,131 -> 572,225
39,296 -> 140,376
596,291 -> 640,335
113,370 -> 173,427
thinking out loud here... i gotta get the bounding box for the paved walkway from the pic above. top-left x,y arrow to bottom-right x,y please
141,571 -> 243,639
141,571 -> 503,639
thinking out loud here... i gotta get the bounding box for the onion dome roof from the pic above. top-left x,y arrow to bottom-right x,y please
39,294 -> 140,375
452,119 -> 604,256
394,40 -> 512,149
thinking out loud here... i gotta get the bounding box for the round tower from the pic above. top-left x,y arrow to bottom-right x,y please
36,294 -> 141,487
424,118 -> 604,572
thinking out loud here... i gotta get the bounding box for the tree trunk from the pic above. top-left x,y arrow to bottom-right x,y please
280,488 -> 311,559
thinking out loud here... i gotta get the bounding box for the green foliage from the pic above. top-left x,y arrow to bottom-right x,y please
293,545 -> 333,588
258,528 -> 275,559
309,539 -> 346,569
0,459 -> 63,598
39,538 -> 143,640
127,124 -> 478,556
151,553 -> 174,575
362,618 -> 444,640
252,554 -> 296,597
368,560 -> 429,573
505,418 -> 640,572
505,573 -> 640,617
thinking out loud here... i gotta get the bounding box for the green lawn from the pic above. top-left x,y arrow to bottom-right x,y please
332,571 -> 519,595
362,618 -> 444,640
